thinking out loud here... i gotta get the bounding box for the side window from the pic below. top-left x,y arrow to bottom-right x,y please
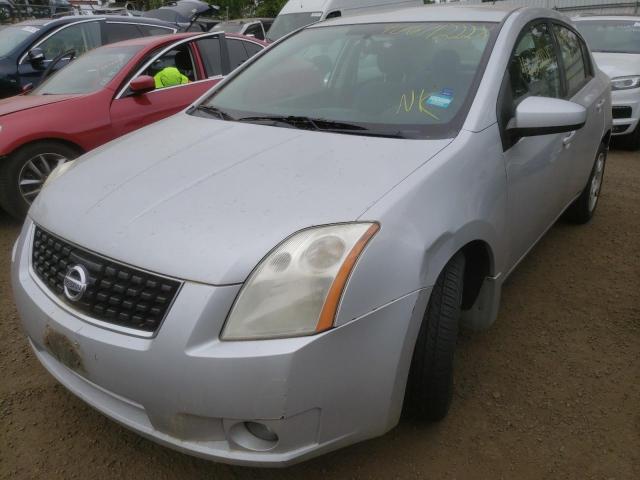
104,23 -> 143,44
242,41 -> 263,58
228,39 -> 249,70
554,25 -> 588,97
142,44 -> 196,89
244,23 -> 264,40
39,21 -> 101,60
196,38 -> 223,77
509,23 -> 561,102
137,25 -> 174,37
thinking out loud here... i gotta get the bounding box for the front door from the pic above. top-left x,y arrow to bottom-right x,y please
109,41 -> 219,137
501,22 -> 571,269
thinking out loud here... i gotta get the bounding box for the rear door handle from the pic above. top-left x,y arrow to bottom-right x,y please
563,131 -> 577,147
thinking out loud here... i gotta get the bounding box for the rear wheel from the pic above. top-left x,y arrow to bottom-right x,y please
404,253 -> 465,421
564,143 -> 607,224
0,141 -> 80,219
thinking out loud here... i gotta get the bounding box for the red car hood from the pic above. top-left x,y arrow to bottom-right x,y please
0,94 -> 81,117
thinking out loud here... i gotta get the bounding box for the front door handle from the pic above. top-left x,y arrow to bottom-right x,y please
563,131 -> 577,147
596,99 -> 605,112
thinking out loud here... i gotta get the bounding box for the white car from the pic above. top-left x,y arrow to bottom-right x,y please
574,16 -> 640,147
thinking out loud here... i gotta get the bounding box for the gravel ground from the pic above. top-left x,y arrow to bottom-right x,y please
1,149 -> 638,480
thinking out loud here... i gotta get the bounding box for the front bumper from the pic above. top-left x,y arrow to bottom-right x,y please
611,87 -> 640,136
11,221 -> 428,466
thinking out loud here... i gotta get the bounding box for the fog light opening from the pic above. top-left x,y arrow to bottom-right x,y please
245,421 -> 278,443
228,421 -> 279,452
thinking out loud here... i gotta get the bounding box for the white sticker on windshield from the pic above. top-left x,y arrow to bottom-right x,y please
310,12 -> 322,17
22,26 -> 40,34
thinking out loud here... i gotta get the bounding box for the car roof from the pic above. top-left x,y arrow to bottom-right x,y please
15,15 -> 175,29
311,4 -> 521,26
573,15 -> 640,21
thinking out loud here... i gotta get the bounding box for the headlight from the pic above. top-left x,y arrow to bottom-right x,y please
43,160 -> 76,188
221,223 -> 380,340
611,76 -> 640,91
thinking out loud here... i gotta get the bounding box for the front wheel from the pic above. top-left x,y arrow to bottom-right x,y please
404,253 -> 465,421
564,143 -> 607,224
0,141 -> 80,219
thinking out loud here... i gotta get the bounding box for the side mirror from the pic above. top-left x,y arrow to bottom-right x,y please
130,75 -> 155,94
508,96 -> 587,138
28,47 -> 45,67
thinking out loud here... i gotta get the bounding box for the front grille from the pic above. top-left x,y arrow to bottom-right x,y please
612,106 -> 632,119
32,226 -> 181,334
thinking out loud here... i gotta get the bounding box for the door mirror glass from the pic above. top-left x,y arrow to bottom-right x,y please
508,96 -> 587,137
28,47 -> 45,66
130,75 -> 156,94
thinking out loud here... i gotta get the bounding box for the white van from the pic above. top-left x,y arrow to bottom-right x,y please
266,0 -> 422,41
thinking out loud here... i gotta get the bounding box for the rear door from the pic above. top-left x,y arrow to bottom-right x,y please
499,21 -> 571,269
109,35 -> 223,137
552,22 -> 607,201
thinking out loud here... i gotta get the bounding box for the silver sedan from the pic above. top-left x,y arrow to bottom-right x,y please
12,4 -> 611,467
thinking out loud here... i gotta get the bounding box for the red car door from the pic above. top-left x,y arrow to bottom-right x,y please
109,37 -> 222,137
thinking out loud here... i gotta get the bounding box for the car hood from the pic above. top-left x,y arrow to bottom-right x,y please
31,113 -> 451,285
592,52 -> 640,79
0,93 -> 79,117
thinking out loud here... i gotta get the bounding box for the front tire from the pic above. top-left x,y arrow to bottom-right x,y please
564,143 -> 607,224
404,253 -> 465,421
0,141 -> 80,219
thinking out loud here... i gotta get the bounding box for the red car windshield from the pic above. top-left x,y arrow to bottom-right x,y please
35,45 -> 142,96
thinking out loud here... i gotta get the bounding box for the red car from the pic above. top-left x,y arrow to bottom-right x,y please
0,31 -> 266,218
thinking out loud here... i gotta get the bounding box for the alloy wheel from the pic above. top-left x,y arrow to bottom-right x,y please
588,152 -> 605,212
18,153 -> 68,204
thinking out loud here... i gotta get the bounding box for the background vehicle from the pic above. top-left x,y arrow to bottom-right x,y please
145,0 -> 221,32
266,0 -> 422,41
12,5 -> 611,466
211,18 -> 273,40
0,0 -> 15,22
574,16 -> 640,148
0,15 -> 177,99
0,32 -> 266,218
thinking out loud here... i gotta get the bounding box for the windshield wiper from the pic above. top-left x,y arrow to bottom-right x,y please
237,115 -> 405,138
191,105 -> 235,120
237,115 -> 320,130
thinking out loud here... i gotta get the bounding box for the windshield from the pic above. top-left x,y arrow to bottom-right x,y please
575,20 -> 640,54
34,45 -> 141,95
0,25 -> 40,58
199,22 -> 497,139
266,12 -> 322,42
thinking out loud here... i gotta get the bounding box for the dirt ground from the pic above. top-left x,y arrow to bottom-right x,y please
0,149 -> 638,480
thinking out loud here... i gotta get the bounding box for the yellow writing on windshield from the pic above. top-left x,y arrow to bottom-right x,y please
396,89 -> 440,120
383,23 -> 490,41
